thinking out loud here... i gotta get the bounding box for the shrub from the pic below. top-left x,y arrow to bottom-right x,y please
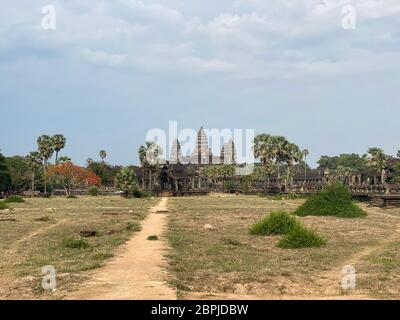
132,190 -> 150,198
4,195 -> 25,203
294,183 -> 366,218
126,222 -> 141,231
88,185 -> 99,197
63,237 -> 90,249
66,195 -> 78,199
115,167 -> 138,197
0,201 -> 9,210
147,234 -> 158,241
249,211 -> 300,236
277,225 -> 327,249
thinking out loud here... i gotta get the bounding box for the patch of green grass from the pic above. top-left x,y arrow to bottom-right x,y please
277,226 -> 327,249
249,211 -> 300,235
222,238 -> 242,246
4,195 -> 25,203
66,195 -> 78,199
294,183 -> 366,218
126,221 -> 141,231
92,252 -> 114,261
147,234 -> 158,241
0,201 -> 9,210
63,237 -> 90,249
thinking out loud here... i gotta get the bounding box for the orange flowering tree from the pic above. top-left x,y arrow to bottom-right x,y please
47,162 -> 101,196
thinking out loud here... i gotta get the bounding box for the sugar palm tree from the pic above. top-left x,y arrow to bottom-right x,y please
52,134 -> 66,163
37,135 -> 54,194
303,149 -> 309,181
138,142 -> 162,195
99,150 -> 107,163
25,151 -> 42,193
281,142 -> 302,190
366,147 -> 388,185
271,135 -> 288,181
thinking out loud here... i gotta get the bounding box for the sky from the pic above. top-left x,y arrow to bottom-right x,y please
1,0 -> 400,167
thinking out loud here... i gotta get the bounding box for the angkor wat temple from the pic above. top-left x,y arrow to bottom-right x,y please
135,128 -> 400,198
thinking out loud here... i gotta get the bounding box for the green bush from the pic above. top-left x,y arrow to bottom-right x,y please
63,237 -> 90,249
277,225 -> 327,249
66,195 -> 78,199
88,186 -> 99,197
4,195 -> 25,203
294,183 -> 366,218
0,201 -> 9,210
133,190 -> 150,198
249,211 -> 300,236
147,234 -> 158,241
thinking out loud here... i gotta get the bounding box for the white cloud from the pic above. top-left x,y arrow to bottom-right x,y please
1,0 -> 400,80
81,48 -> 127,67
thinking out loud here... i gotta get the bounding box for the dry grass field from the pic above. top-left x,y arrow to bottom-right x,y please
0,196 -> 156,299
166,195 -> 400,299
1,194 -> 400,300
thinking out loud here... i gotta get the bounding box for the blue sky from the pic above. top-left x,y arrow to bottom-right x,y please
1,0 -> 400,167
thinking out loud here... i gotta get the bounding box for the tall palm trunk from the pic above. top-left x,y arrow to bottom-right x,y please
43,162 -> 47,195
149,169 -> 152,195
304,156 -> 307,181
286,161 -> 292,191
31,171 -> 35,193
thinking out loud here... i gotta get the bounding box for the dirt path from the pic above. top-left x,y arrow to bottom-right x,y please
68,197 -> 176,300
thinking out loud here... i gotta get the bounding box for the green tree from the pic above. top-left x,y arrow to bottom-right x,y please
87,161 -> 121,186
99,150 -> 107,162
138,142 -> 162,195
0,151 -> 12,192
303,149 -> 309,180
52,134 -> 66,163
281,142 -> 302,189
37,135 -> 55,194
5,156 -> 31,191
115,167 -> 138,197
25,151 -> 42,193
365,147 -> 389,185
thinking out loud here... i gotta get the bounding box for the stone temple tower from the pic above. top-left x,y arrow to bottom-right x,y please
170,139 -> 182,164
192,127 -> 209,164
220,139 -> 236,164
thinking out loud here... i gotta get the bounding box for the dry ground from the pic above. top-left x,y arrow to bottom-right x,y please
68,197 -> 176,300
2,194 -> 400,300
0,196 -> 156,299
166,195 -> 400,299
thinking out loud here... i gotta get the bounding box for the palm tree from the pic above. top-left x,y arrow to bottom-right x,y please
138,142 -> 162,195
37,135 -> 54,194
86,158 -> 94,167
366,147 -> 388,185
253,134 -> 278,192
57,156 -> 71,164
397,150 -> 400,159
271,135 -> 288,181
99,150 -> 107,162
281,142 -> 302,190
303,149 -> 309,181
52,134 -> 66,163
25,151 -> 42,193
